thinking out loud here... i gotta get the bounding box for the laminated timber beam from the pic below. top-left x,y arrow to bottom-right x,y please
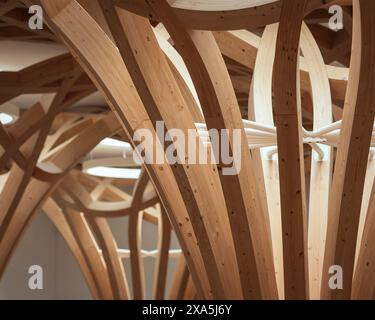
321,0 -> 375,300
114,0 -> 343,31
2,0 -> 375,302
300,23 -> 333,300
248,23 -> 284,299
153,205 -> 172,300
41,0 -> 233,299
272,0 -> 309,300
0,112 -> 121,279
169,254 -> 191,300
145,0 -> 277,299
53,191 -> 115,300
45,168 -> 170,300
0,68 -> 85,249
42,197 -> 102,300
61,174 -> 130,300
212,30 -> 349,102
0,54 -> 94,96
96,2 -> 242,299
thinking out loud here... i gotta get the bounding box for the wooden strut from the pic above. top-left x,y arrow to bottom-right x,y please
1,0 -> 375,301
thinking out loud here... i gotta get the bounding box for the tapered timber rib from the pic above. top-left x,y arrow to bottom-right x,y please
0,0 -> 374,301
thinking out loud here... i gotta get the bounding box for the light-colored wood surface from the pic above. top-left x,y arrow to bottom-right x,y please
300,22 -> 333,300
321,0 -> 375,300
1,0 -> 374,301
272,0 -> 309,300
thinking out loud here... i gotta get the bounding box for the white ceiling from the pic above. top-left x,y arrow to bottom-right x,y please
0,40 -> 67,71
0,40 -> 106,110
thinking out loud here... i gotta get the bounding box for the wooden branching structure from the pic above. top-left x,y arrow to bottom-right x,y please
0,0 -> 375,300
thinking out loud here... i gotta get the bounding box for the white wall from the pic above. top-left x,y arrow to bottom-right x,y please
0,211 -> 57,299
55,233 -> 92,300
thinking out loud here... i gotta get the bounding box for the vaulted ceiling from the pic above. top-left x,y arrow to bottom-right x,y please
1,0 -> 375,300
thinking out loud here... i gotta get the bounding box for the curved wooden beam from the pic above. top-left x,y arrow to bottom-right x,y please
169,254 -> 190,300
213,30 -> 348,102
321,0 -> 375,300
58,173 -> 158,217
248,23 -> 284,299
56,196 -> 114,300
128,209 -> 145,300
354,159 -> 375,268
272,0 -> 309,300
115,0 -> 340,31
0,114 -> 120,279
41,0 -> 212,299
0,54 -> 94,102
148,0 -> 277,299
352,177 -> 375,299
85,181 -> 130,300
300,22 -> 333,300
41,0 -> 250,299
51,168 -> 169,300
0,69 -> 84,250
128,169 -> 149,299
42,197 -> 101,299
153,205 -> 172,300
100,1 -> 246,299
2,0 -> 372,302
87,217 -> 129,300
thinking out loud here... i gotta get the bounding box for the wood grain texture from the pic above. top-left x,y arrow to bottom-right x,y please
272,0 -> 309,300
321,0 -> 375,300
1,0 -> 374,301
